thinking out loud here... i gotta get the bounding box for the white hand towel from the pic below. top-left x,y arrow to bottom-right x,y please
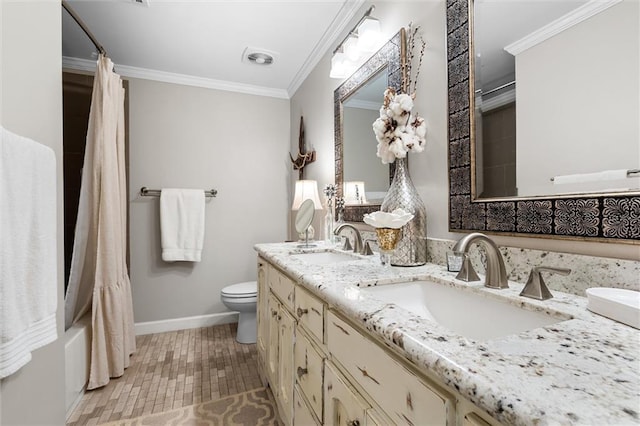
0,127 -> 58,379
553,169 -> 628,185
160,188 -> 205,262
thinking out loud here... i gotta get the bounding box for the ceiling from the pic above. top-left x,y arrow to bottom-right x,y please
62,0 -> 364,98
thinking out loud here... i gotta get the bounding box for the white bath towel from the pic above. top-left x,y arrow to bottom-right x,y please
0,127 -> 58,379
160,188 -> 205,262
553,169 -> 628,185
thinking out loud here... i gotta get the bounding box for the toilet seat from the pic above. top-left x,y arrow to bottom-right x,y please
221,281 -> 257,298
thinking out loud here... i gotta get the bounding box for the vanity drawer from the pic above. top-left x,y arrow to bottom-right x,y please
269,267 -> 295,311
295,287 -> 324,343
294,329 -> 324,421
327,311 -> 454,426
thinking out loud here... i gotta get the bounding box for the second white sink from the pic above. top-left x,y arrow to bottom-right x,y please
362,280 -> 569,341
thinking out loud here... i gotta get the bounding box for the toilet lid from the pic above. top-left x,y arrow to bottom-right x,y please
221,281 -> 257,297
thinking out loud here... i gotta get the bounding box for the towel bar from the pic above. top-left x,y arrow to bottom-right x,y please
139,187 -> 217,198
550,168 -> 640,182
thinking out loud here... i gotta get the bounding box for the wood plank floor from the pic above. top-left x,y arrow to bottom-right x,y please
67,323 -> 262,425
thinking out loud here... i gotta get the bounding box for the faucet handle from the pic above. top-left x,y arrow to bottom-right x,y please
361,239 -> 375,256
341,236 -> 353,251
520,266 -> 571,300
455,254 -> 481,283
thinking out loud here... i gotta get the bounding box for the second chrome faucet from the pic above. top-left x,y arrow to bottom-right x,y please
452,232 -> 509,289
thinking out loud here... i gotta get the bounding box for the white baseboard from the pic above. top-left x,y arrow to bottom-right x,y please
134,312 -> 239,336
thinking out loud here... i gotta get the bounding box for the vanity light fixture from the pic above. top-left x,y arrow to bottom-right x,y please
292,180 -> 323,210
329,5 -> 382,79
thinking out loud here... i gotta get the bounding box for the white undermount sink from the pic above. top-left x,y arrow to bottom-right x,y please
291,251 -> 363,265
362,281 -> 569,341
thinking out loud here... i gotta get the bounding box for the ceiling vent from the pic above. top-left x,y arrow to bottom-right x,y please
242,47 -> 277,66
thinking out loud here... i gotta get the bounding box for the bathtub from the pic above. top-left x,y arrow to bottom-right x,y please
64,313 -> 91,417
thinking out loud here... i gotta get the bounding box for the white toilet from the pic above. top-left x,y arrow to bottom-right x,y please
220,281 -> 257,344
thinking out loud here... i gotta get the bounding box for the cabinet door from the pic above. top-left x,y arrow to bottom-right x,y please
295,388 -> 320,426
278,308 -> 296,426
295,330 -> 324,421
257,259 -> 269,362
266,292 -> 280,387
324,362 -> 370,426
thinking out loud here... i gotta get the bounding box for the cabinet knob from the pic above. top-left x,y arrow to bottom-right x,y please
347,420 -> 360,426
296,307 -> 308,318
297,366 -> 308,379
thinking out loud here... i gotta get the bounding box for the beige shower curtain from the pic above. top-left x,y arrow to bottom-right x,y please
65,55 -> 136,389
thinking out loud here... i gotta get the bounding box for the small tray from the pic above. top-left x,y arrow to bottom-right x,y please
586,287 -> 640,329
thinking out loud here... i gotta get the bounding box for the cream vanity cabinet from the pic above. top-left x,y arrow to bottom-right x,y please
256,259 -> 269,383
257,257 -> 501,426
258,259 -> 296,426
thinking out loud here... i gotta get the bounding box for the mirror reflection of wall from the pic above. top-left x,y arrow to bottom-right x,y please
343,68 -> 389,205
473,0 -> 639,199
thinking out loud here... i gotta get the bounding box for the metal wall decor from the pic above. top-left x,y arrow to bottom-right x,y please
446,0 -> 640,242
335,30 -> 404,222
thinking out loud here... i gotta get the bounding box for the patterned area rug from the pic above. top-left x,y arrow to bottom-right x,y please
101,388 -> 279,426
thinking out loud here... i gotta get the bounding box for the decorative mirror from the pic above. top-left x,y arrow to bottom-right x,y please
447,0 -> 640,242
295,199 -> 316,248
335,30 -> 405,222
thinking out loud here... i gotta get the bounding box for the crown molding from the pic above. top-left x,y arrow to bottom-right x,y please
287,0 -> 366,97
62,56 -> 290,99
504,0 -> 622,56
344,99 -> 379,110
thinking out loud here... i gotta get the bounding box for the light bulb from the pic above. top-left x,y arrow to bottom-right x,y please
357,18 -> 381,53
343,36 -> 360,62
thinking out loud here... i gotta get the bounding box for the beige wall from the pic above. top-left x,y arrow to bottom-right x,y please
291,0 -> 639,261
128,79 -> 290,323
1,0 -> 66,424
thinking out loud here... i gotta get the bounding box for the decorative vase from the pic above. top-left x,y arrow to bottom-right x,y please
324,207 -> 335,244
375,227 -> 402,267
381,157 -> 427,266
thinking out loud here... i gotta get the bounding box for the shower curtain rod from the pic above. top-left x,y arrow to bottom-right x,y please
62,0 -> 107,56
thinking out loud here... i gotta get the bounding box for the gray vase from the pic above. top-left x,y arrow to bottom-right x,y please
381,156 -> 427,266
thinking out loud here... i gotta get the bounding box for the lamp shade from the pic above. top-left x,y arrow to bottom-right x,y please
357,17 -> 381,53
343,35 -> 360,61
344,181 -> 367,205
292,180 -> 323,210
330,51 -> 348,79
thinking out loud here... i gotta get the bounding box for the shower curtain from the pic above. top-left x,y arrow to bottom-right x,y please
64,55 -> 136,389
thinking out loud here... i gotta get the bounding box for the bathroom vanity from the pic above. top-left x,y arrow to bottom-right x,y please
255,243 -> 639,426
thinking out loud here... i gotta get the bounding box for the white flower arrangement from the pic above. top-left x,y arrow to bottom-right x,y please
373,88 -> 427,164
372,25 -> 427,165
363,208 -> 415,229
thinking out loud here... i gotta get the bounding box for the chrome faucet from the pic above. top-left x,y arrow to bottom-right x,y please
452,232 -> 509,289
334,223 -> 363,254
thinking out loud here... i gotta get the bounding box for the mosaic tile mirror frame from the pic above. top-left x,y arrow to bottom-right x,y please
446,0 -> 640,242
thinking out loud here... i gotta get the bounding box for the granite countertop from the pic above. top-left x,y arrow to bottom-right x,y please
255,242 -> 640,426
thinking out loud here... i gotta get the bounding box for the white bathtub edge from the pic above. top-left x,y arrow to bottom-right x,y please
134,312 -> 239,336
